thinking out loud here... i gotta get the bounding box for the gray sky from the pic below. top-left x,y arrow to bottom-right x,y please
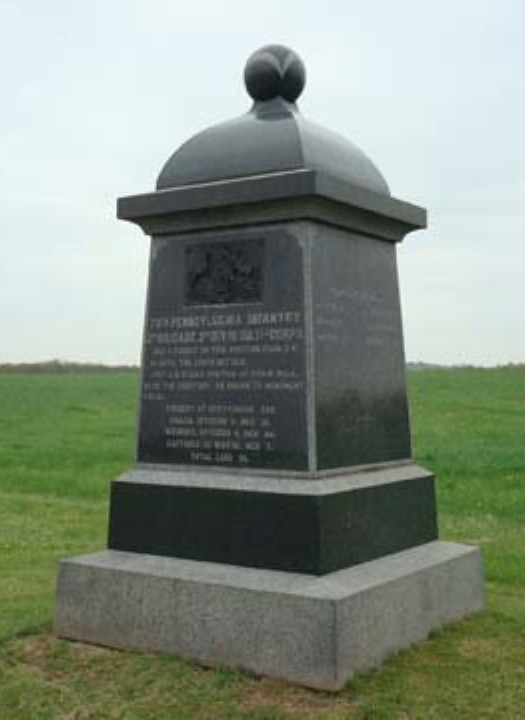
1,0 -> 523,366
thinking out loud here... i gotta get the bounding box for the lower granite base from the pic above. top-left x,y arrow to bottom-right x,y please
54,541 -> 484,691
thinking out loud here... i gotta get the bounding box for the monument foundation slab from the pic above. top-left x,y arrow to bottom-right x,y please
55,541 -> 483,691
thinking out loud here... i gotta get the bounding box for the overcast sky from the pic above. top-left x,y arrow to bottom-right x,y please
1,0 -> 523,366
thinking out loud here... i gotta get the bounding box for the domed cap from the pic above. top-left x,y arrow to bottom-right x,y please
156,45 -> 390,196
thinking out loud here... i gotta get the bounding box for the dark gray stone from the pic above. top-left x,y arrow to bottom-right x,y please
119,170 -> 426,237
138,224 -> 308,471
244,44 -> 306,103
156,44 -> 389,195
310,223 -> 411,468
136,218 -> 413,475
108,464 -> 438,574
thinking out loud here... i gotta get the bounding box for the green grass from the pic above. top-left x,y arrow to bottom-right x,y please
0,368 -> 524,719
409,368 -> 525,589
0,374 -> 136,499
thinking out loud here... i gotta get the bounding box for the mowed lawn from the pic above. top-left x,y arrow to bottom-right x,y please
0,368 -> 524,719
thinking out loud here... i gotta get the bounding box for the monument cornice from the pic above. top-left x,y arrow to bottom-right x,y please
118,169 -> 427,242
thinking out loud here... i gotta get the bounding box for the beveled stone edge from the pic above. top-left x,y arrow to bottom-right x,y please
118,169 -> 426,235
55,541 -> 480,602
113,460 -> 432,496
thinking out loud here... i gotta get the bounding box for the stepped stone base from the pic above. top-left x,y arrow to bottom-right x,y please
54,541 -> 484,691
108,463 -> 438,574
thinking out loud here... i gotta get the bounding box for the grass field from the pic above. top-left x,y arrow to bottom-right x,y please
0,368 -> 524,719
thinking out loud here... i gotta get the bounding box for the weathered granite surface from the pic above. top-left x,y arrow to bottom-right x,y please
55,541 -> 484,691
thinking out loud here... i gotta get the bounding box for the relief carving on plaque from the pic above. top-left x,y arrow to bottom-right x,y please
185,238 -> 264,305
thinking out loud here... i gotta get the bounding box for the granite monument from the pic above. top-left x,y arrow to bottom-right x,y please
54,45 -> 484,690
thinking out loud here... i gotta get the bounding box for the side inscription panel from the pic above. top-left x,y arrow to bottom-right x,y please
312,226 -> 412,468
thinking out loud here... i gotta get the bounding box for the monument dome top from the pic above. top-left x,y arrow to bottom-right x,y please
156,45 -> 390,195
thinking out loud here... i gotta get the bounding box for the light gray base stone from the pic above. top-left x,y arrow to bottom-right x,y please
54,541 -> 484,691
118,460 -> 431,493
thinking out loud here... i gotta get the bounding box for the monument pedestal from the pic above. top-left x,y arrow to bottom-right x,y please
107,463 -> 438,575
55,541 -> 483,691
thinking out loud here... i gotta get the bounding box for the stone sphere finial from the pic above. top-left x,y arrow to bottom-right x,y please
244,44 -> 306,103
